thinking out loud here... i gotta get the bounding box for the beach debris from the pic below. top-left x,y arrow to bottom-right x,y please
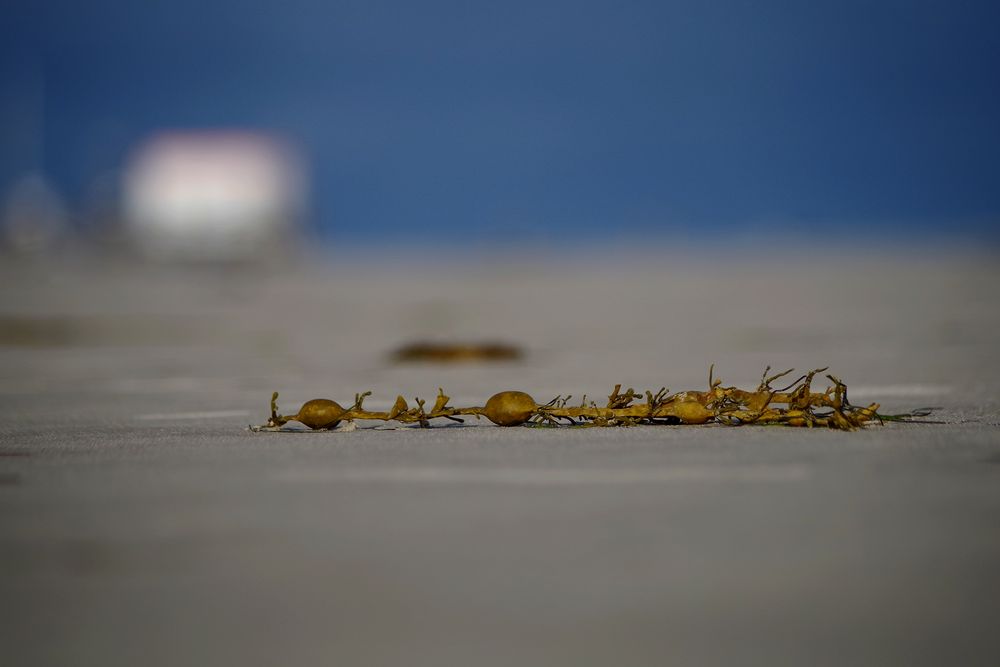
390,341 -> 523,363
252,367 -> 936,432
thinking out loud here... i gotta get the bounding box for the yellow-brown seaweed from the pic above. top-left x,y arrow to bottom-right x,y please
255,366 -> 925,433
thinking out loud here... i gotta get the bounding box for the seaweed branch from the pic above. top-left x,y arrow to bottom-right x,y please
254,368 -> 940,432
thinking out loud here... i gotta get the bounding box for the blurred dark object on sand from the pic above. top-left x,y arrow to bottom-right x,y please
391,341 -> 524,364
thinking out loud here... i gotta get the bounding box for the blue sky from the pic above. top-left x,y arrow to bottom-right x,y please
2,0 -> 999,242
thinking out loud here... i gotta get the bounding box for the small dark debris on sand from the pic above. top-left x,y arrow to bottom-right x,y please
391,341 -> 523,364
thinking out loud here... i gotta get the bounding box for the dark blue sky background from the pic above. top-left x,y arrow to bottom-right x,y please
2,0 -> 999,242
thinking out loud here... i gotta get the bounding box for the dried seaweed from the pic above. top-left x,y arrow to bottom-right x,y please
391,341 -> 523,363
253,366 -> 935,432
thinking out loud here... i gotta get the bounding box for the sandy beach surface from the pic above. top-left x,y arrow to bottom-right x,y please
2,246 -> 999,665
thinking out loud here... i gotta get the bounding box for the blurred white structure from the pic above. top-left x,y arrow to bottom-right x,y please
123,131 -> 306,261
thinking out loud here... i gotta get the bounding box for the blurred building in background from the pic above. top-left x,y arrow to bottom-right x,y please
0,173 -> 69,254
122,132 -> 306,261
